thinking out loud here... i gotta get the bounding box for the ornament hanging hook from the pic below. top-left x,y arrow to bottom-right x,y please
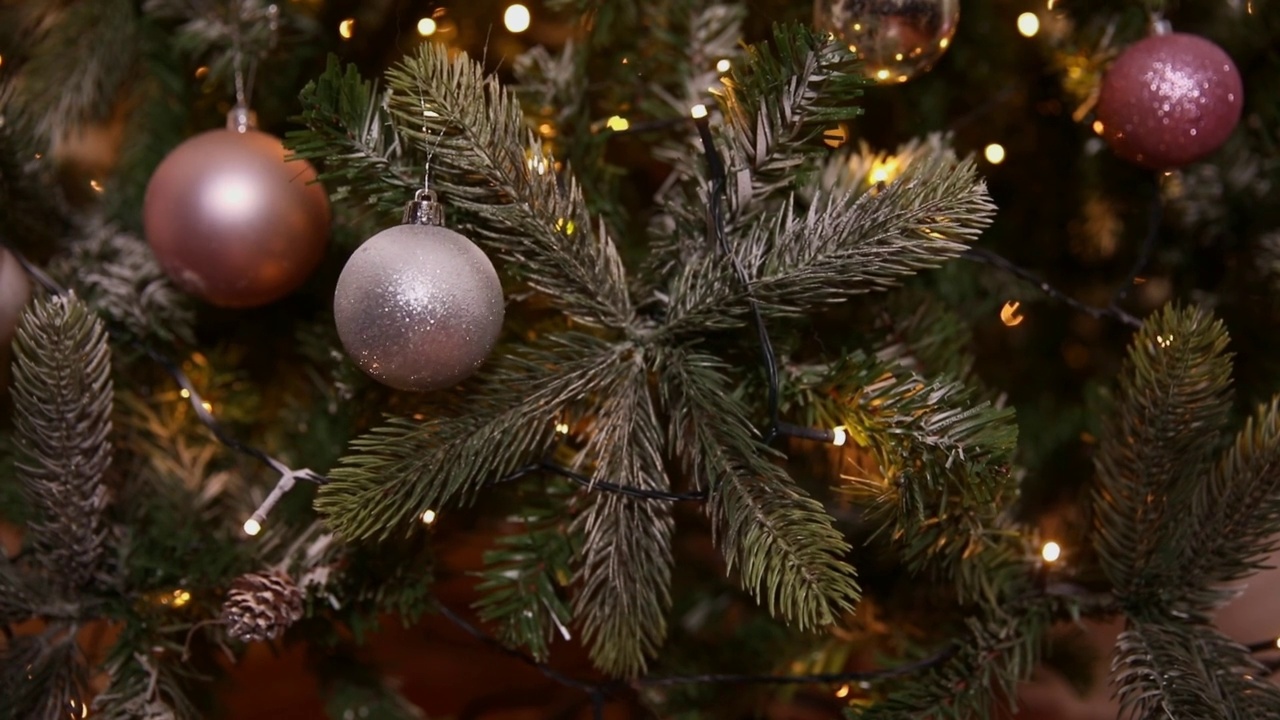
226,2 -> 280,132
403,78 -> 448,226
229,1 -> 249,130
418,81 -> 448,197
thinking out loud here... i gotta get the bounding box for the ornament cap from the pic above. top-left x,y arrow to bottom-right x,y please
226,104 -> 259,133
403,189 -> 446,227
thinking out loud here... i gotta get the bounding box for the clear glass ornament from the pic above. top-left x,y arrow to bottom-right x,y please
814,0 -> 961,84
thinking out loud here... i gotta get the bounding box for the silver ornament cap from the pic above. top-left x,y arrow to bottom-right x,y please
334,192 -> 504,392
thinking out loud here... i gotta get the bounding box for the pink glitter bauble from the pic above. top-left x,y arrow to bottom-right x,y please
1096,32 -> 1243,170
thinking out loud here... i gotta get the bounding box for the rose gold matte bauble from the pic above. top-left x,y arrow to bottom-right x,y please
143,128 -> 330,308
0,247 -> 33,391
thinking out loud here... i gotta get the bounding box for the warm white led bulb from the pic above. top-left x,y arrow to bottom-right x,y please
984,143 -> 1006,165
421,509 -> 438,524
243,518 -> 262,536
417,17 -> 438,36
832,426 -> 848,447
690,104 -> 708,119
1041,541 -> 1062,563
1017,13 -> 1040,37
504,4 -> 531,33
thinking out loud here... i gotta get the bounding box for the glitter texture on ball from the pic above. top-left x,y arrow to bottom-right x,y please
1096,32 -> 1243,170
333,223 -> 504,392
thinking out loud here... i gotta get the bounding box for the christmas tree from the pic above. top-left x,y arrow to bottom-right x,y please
3,0 -> 1280,718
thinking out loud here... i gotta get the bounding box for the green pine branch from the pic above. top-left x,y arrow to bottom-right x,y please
1113,620 -> 1280,720
714,23 -> 865,230
384,43 -> 634,331
0,634 -> 87,720
572,357 -> 675,677
873,288 -> 979,383
1178,398 -> 1280,607
93,642 -> 198,720
664,349 -> 861,630
792,351 -> 1019,599
317,333 -> 625,541
1091,305 -> 1234,603
663,148 -> 995,336
472,480 -> 578,663
7,0 -> 137,145
48,222 -> 195,344
11,293 -> 114,593
0,82 -> 74,245
0,553 -> 35,628
142,0 -> 313,98
103,15 -> 200,234
851,603 -> 1053,720
289,56 -> 420,225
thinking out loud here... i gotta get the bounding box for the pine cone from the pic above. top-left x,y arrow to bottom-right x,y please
220,571 -> 304,643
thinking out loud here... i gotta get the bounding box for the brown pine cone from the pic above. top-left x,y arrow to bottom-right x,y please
220,571 -> 304,643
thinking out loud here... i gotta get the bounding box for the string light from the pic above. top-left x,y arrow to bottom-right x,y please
180,388 -> 191,399
338,18 -> 355,39
421,509 -> 437,524
89,179 -> 103,193
1000,300 -> 1025,326
195,66 -> 209,79
504,4 -> 531,33
835,684 -> 851,698
417,17 -> 438,36
831,426 -> 848,447
1017,12 -> 1040,37
984,143 -> 1006,165
1274,637 -> 1280,649
555,421 -> 570,434
201,401 -> 213,412
605,115 -> 630,131
875,69 -> 891,81
716,59 -> 731,73
169,588 -> 191,608
1092,120 -> 1105,134
1041,541 -> 1062,563
823,124 -> 849,148
868,156 -> 900,185
243,518 -> 262,536
690,103 -> 708,119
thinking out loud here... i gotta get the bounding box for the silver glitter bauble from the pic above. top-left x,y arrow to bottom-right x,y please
334,196 -> 504,392
814,0 -> 960,84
